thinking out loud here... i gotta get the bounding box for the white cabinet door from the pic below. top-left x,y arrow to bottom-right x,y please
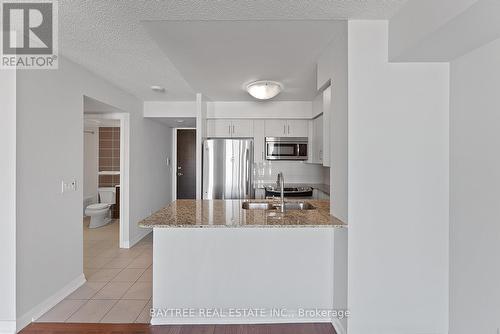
287,120 -> 308,137
231,120 -> 254,138
312,93 -> 323,118
313,188 -> 329,200
265,120 -> 287,137
322,85 -> 331,167
307,120 -> 314,163
314,115 -> 324,163
266,119 -> 308,137
206,119 -> 232,137
253,120 -> 265,163
255,188 -> 265,199
207,119 -> 254,138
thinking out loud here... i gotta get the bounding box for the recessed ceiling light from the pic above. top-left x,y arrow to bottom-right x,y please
151,85 -> 166,93
246,80 -> 283,100
176,120 -> 184,123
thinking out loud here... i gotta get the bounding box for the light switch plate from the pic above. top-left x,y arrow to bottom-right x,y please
61,179 -> 77,193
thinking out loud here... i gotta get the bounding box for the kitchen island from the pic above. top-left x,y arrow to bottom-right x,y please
139,199 -> 346,326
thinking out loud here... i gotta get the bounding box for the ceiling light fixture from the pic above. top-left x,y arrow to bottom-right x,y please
246,80 -> 283,100
176,120 -> 184,123
151,85 -> 166,93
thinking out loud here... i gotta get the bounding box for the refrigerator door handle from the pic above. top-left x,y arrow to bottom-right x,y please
245,148 -> 251,197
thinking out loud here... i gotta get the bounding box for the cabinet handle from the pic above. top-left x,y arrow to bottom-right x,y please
228,125 -> 231,135
288,124 -> 290,134
232,124 -> 235,134
283,124 -> 286,135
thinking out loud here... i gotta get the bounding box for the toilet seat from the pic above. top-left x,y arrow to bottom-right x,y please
87,203 -> 111,210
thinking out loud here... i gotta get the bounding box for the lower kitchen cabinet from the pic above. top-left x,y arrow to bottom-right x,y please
313,189 -> 330,200
255,188 -> 265,199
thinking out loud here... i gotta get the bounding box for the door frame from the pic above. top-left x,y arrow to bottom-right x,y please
172,127 -> 196,201
83,112 -> 130,248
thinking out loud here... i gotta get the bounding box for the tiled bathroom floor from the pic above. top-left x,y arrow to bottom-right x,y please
36,217 -> 152,323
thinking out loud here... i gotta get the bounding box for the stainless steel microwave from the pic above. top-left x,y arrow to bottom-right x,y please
265,137 -> 308,160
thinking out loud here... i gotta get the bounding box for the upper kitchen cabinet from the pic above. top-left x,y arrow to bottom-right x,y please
308,115 -> 324,164
322,85 -> 331,167
264,119 -> 308,137
231,120 -> 254,137
307,85 -> 330,167
206,119 -> 254,138
287,120 -> 309,137
207,119 -> 232,137
312,92 -> 323,118
253,120 -> 265,163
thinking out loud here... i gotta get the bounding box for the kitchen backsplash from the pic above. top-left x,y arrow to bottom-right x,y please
254,161 -> 329,186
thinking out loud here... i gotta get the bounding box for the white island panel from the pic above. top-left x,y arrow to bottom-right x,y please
152,227 -> 334,325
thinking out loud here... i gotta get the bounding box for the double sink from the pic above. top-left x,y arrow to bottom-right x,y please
242,201 -> 315,211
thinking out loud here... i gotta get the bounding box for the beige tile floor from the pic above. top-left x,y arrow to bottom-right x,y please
36,217 -> 153,323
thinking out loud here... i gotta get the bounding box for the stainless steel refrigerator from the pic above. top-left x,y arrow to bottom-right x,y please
202,138 -> 254,199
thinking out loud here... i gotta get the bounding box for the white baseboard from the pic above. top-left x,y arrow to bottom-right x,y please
332,318 -> 346,334
0,321 -> 16,334
16,274 -> 86,332
151,317 -> 332,326
124,229 -> 151,249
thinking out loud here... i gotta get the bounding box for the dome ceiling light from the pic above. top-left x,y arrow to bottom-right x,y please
151,85 -> 166,93
246,80 -> 283,100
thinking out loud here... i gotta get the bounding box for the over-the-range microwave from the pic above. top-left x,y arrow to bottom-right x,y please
265,137 -> 308,160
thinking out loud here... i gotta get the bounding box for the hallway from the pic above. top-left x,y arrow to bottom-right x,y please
36,218 -> 152,323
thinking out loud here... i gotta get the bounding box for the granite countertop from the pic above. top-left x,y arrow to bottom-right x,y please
255,183 -> 330,195
139,199 -> 346,229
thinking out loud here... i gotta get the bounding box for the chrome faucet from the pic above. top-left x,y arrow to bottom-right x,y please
276,172 -> 285,213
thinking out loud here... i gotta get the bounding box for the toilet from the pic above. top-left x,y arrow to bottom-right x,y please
85,187 -> 116,228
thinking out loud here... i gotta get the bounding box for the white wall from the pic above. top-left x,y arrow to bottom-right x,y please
16,56 -> 172,328
0,70 -> 17,334
389,0 -> 478,61
206,101 -> 312,119
83,127 -> 98,202
348,21 -> 449,334
449,37 -> 500,334
144,101 -> 196,118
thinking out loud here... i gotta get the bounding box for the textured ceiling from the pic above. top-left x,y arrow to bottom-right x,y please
60,0 -> 408,101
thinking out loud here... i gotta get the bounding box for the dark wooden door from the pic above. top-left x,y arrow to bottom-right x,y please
177,129 -> 196,199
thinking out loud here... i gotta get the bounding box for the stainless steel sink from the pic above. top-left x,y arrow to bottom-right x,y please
242,201 -> 315,211
242,202 -> 276,210
276,202 -> 316,210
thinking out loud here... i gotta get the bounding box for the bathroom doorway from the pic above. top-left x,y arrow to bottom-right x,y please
83,96 -> 130,248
